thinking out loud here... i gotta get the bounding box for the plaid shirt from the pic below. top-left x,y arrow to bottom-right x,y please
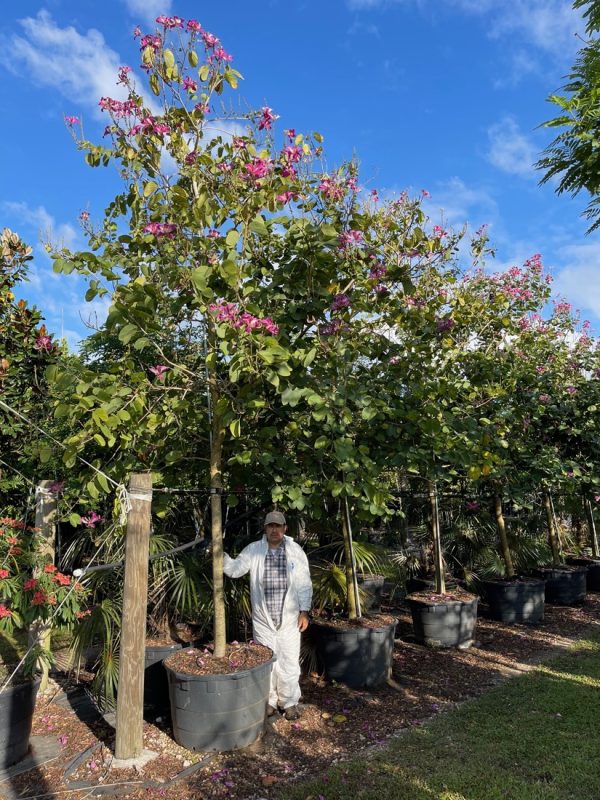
264,541 -> 288,628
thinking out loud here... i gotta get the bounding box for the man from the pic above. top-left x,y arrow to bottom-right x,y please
223,511 -> 312,720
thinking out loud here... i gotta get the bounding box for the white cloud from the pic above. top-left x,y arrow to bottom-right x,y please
346,0 -> 581,59
487,116 -> 537,177
122,0 -> 172,27
426,177 -> 498,228
554,241 -> 600,321
2,201 -> 78,251
0,11 -> 128,117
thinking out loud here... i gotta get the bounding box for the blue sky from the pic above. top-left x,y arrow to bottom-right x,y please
1,0 -> 598,349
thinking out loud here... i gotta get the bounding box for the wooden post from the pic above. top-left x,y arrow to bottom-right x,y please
30,480 -> 57,691
115,473 -> 153,760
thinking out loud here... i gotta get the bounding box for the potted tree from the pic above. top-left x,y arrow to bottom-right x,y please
0,516 -> 87,767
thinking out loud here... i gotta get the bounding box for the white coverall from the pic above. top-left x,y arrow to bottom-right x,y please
223,534 -> 312,709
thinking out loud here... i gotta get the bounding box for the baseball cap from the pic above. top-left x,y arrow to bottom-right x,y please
264,511 -> 286,526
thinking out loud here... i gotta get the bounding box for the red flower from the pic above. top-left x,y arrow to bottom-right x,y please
0,605 -> 13,618
53,573 -> 71,586
31,591 -> 47,606
44,564 -> 58,573
23,578 -> 39,591
0,569 -> 9,579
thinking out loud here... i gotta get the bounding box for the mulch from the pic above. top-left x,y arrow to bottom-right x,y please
2,593 -> 600,800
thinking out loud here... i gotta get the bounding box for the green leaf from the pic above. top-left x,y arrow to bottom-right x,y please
143,181 -> 158,197
249,215 -> 269,237
163,49 -> 175,68
229,419 -> 241,438
39,446 -> 53,464
118,323 -> 139,344
198,64 -> 210,82
315,435 -> 329,449
188,51 -> 199,68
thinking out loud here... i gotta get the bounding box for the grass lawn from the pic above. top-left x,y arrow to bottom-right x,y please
281,634 -> 600,800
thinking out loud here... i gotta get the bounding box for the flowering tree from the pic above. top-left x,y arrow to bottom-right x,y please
0,229 -> 62,509
0,516 -> 88,675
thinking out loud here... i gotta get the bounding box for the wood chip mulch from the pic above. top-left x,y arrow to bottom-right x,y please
2,594 -> 599,800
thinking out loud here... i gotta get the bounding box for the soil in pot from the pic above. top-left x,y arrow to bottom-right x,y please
164,642 -> 275,752
406,589 -> 478,649
481,577 -> 545,624
565,556 -> 600,592
534,565 -> 587,606
310,613 -> 397,690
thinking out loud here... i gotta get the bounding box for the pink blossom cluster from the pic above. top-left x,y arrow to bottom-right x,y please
319,320 -> 347,336
130,116 -> 170,136
149,365 -> 169,381
318,176 -> 345,202
524,253 -> 543,272
566,386 -> 577,395
209,303 -> 279,335
338,230 -> 363,249
183,76 -> 197,92
553,300 -> 572,315
368,263 -> 387,280
139,34 -> 161,51
276,192 -> 298,204
538,394 -> 551,404
374,284 -> 388,295
144,222 -> 177,238
65,116 -> 79,126
258,107 -> 279,131
244,158 -> 272,180
34,334 -> 54,352
81,511 -> 103,529
432,225 -> 447,238
99,97 -> 139,118
436,317 -> 455,333
331,293 -> 351,312
156,15 -> 184,28
117,66 -> 132,84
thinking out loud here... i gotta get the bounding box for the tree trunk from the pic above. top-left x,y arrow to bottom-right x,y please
543,490 -> 561,566
341,498 -> 360,619
29,480 -> 57,691
494,493 -> 514,579
209,381 -> 227,659
584,497 -> 599,559
429,481 -> 445,595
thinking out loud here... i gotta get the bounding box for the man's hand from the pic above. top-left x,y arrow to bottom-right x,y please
298,611 -> 310,632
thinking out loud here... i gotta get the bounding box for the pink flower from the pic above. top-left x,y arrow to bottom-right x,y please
319,176 -> 345,201
31,591 -> 47,606
187,19 -> 202,32
201,31 -> 220,49
276,192 -> 297,204
370,189 -> 379,202
369,264 -> 387,280
144,222 -> 177,238
0,605 -> 12,618
80,211 -> 90,221
244,158 -> 271,179
194,102 -> 210,114
23,578 -> 39,591
81,511 -> 103,529
156,15 -> 184,28
183,77 -> 197,92
34,335 -> 54,352
566,386 -> 577,395
282,145 -> 302,164
65,115 -> 79,125
149,364 -> 169,381
338,230 -> 363,249
538,394 -> 551,404
44,564 -> 57,573
436,317 -> 455,333
139,34 -> 161,51
331,293 -> 351,312
0,569 -> 9,579
284,128 -> 296,139
258,106 -> 279,131
211,47 -> 233,62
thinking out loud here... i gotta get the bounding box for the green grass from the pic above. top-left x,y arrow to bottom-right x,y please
281,635 -> 600,800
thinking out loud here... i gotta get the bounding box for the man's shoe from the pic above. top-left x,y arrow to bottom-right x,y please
267,705 -> 277,717
283,705 -> 301,721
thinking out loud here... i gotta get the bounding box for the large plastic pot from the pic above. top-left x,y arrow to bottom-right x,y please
566,557 -> 600,592
164,653 -> 275,752
357,574 -> 385,613
482,578 -> 545,624
0,676 -> 40,768
312,618 -> 397,689
144,642 -> 182,715
534,566 -> 587,605
407,594 -> 477,648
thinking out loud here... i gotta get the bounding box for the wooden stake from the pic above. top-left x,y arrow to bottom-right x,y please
115,473 -> 153,760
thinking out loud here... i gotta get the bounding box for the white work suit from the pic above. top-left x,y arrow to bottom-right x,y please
223,535 -> 312,709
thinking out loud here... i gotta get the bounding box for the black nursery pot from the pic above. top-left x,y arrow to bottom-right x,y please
534,566 -> 587,606
357,574 -> 385,613
165,654 -> 275,752
312,618 -> 397,689
144,642 -> 182,716
407,594 -> 478,648
0,677 -> 40,768
482,578 -> 545,624
566,557 -> 600,592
